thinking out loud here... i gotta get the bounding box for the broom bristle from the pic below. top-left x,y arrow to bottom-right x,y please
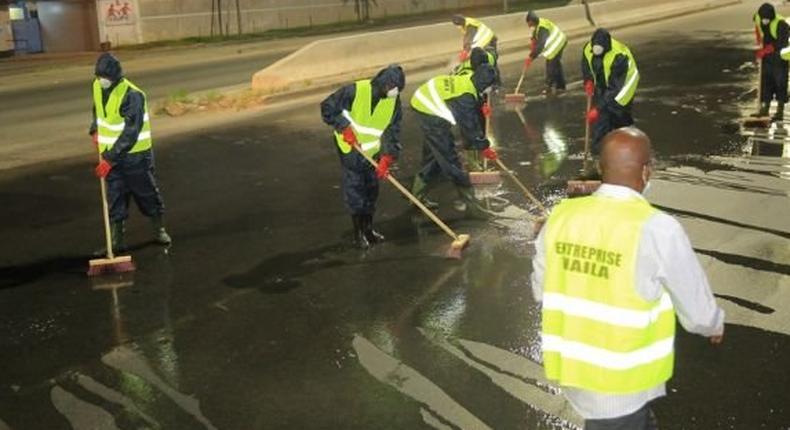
87,256 -> 136,277
446,234 -> 471,259
742,117 -> 770,128
504,94 -> 527,103
469,171 -> 503,185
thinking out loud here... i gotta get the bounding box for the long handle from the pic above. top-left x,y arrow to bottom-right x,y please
757,57 -> 763,112
513,66 -> 527,95
494,158 -> 546,216
583,94 -> 592,162
97,151 -> 114,259
354,147 -> 461,241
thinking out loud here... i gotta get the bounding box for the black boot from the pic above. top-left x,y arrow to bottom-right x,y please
772,103 -> 785,121
362,214 -> 385,244
752,102 -> 770,118
410,176 -> 439,210
93,221 -> 126,256
151,215 -> 172,245
352,215 -> 370,249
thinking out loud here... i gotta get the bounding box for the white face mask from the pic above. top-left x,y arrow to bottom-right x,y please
592,44 -> 605,56
98,77 -> 113,89
762,18 -> 770,25
386,87 -> 399,98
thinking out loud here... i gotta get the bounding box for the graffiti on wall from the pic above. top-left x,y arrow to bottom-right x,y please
100,0 -> 136,26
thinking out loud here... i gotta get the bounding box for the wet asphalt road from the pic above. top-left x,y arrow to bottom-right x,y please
1,1 -> 790,429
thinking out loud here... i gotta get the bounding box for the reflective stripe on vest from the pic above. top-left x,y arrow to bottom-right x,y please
334,80 -> 396,157
538,18 -> 566,60
542,195 -> 675,394
92,78 -> 152,154
583,38 -> 639,107
410,74 -> 478,125
466,17 -> 495,49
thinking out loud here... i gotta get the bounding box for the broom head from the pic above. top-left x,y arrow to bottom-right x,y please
87,255 -> 135,277
446,234 -> 471,259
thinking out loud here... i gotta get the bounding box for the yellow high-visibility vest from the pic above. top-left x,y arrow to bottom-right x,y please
583,38 -> 639,107
410,74 -> 477,125
542,194 -> 675,394
92,78 -> 152,154
334,79 -> 396,158
535,18 -> 567,60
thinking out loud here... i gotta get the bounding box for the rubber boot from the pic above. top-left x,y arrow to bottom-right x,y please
362,214 -> 385,244
752,102 -> 770,118
410,176 -> 439,210
352,215 -> 370,250
456,186 -> 491,220
95,221 -> 126,256
772,103 -> 784,121
465,149 -> 484,172
151,215 -> 172,245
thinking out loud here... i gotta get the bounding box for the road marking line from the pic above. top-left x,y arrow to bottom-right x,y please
352,334 -> 493,430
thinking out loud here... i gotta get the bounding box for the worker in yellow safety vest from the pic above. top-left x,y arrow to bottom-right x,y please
452,14 -> 501,87
531,127 -> 724,429
320,65 -> 405,249
410,64 -> 498,219
582,29 -> 639,156
752,2 -> 789,120
90,53 -> 171,254
525,10 -> 568,95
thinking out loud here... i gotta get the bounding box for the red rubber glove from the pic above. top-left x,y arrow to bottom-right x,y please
91,132 -> 98,148
584,80 -> 595,97
481,147 -> 498,161
757,44 -> 775,59
524,57 -> 533,69
481,102 -> 492,118
458,50 -> 470,62
342,126 -> 358,148
586,107 -> 600,124
376,155 -> 394,179
95,159 -> 112,178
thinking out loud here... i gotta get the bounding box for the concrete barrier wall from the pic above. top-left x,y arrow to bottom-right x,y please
136,0 -> 508,43
251,0 -> 739,94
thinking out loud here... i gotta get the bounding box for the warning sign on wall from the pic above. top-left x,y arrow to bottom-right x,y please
100,0 -> 137,26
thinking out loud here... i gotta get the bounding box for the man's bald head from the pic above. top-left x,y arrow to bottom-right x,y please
599,127 -> 653,193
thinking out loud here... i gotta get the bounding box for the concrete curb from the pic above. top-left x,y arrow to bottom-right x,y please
251,0 -> 741,95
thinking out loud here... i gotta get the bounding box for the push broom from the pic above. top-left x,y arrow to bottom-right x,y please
743,51 -> 771,128
87,149 -> 135,276
567,92 -> 602,196
504,63 -> 529,104
353,146 -> 470,259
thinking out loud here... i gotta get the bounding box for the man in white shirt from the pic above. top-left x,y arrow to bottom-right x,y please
531,127 -> 724,429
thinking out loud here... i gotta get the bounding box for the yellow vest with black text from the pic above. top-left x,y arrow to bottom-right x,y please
583,39 -> 639,107
542,194 -> 675,394
465,17 -> 495,49
410,74 -> 478,125
334,80 -> 396,158
93,78 -> 152,154
535,18 -> 566,60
